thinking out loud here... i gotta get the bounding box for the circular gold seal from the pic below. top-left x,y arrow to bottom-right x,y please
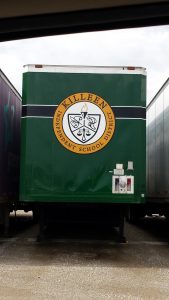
53,92 -> 115,154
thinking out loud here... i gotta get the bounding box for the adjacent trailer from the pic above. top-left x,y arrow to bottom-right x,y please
0,69 -> 21,234
20,64 -> 146,241
146,78 -> 169,218
127,78 -> 169,223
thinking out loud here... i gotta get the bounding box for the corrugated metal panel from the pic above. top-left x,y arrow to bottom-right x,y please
147,78 -> 169,202
0,71 -> 21,204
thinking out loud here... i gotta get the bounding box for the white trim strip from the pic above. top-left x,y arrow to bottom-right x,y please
22,104 -> 58,106
22,104 -> 145,108
111,106 -> 146,109
23,65 -> 146,76
21,116 -> 146,120
116,117 -> 146,120
21,116 -> 53,119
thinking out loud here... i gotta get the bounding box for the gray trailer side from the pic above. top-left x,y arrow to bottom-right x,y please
127,78 -> 169,222
146,78 -> 169,217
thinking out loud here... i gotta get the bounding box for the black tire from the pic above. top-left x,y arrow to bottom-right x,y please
126,206 -> 143,224
32,209 -> 39,223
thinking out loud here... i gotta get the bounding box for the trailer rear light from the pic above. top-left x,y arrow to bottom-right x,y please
127,178 -> 131,191
35,65 -> 43,68
115,178 -> 119,192
127,67 -> 135,70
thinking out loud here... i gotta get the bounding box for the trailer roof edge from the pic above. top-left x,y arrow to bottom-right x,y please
23,64 -> 146,76
0,69 -> 22,101
147,77 -> 169,110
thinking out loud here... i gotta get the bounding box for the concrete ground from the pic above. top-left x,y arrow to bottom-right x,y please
0,212 -> 169,300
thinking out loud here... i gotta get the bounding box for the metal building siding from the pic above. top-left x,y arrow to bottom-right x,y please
20,67 -> 146,204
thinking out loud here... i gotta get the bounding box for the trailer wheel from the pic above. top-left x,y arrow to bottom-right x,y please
164,211 -> 169,220
32,209 -> 38,223
126,207 -> 142,224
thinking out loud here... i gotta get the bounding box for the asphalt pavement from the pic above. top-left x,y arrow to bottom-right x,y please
0,212 -> 169,300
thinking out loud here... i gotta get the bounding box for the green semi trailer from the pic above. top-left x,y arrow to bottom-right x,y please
20,64 -> 146,241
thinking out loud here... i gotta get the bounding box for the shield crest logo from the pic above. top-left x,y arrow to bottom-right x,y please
68,104 -> 101,144
53,93 -> 116,154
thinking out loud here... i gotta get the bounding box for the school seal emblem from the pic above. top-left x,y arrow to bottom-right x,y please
53,93 -> 115,154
